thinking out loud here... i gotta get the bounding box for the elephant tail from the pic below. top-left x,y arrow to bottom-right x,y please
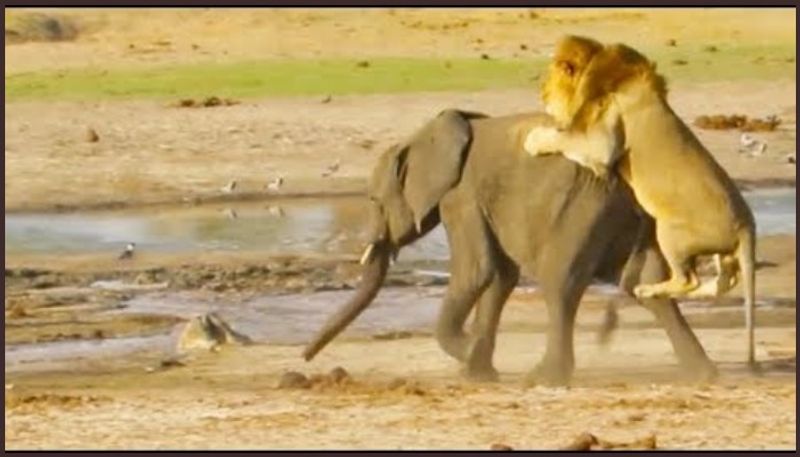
596,301 -> 619,347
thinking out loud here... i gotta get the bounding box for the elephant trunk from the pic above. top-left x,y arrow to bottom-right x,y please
302,240 -> 391,361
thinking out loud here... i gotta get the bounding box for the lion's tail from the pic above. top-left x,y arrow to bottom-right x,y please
737,226 -> 757,367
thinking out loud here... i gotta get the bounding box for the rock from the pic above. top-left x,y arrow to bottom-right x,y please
372,330 -> 413,340
328,366 -> 350,384
627,412 -> 647,422
562,432 -> 657,450
160,357 -> 186,368
176,312 -> 252,353
86,128 -> 100,143
278,371 -> 310,389
561,432 -> 598,451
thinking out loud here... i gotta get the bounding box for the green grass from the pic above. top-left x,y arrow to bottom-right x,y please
5,44 -> 795,101
5,58 -> 546,101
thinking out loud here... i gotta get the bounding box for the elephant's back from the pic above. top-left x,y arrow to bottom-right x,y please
463,112 -> 640,270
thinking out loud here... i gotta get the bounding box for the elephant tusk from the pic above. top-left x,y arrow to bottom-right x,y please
359,243 -> 376,265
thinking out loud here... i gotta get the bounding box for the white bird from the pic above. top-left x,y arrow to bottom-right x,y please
118,242 -> 135,260
266,205 -> 285,217
221,180 -> 237,193
738,133 -> 768,157
740,133 -> 757,149
266,176 -> 284,192
321,158 -> 341,178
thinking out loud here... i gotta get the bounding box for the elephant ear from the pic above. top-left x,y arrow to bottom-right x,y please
400,109 -> 473,230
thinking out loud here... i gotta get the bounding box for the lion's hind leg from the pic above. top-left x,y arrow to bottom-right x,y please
634,224 -> 702,299
686,254 -> 740,298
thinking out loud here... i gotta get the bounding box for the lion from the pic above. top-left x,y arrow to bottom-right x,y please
524,35 -> 758,365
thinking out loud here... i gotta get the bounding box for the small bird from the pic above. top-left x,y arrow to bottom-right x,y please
321,95 -> 333,104
266,205 -> 285,217
118,242 -> 135,260
224,208 -> 238,220
221,180 -> 237,193
786,153 -> 796,165
739,133 -> 757,149
266,176 -> 284,192
738,133 -> 767,157
321,158 -> 341,178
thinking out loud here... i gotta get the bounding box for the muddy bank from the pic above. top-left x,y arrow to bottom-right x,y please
4,233 -> 794,364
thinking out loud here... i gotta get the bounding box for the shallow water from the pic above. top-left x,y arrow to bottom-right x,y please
4,287 -> 445,373
116,286 -> 446,345
4,188 -> 795,260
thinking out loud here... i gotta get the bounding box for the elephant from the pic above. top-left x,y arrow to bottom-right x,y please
303,109 -> 718,386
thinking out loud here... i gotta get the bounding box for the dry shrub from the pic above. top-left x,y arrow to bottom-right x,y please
172,96 -> 240,108
5,12 -> 79,44
694,114 -> 781,132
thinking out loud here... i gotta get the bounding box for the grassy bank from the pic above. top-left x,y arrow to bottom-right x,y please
5,43 -> 795,101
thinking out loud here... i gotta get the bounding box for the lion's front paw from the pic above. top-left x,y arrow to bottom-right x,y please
589,163 -> 610,179
524,127 -> 560,156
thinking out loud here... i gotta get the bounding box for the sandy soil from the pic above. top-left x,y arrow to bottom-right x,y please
5,8 -> 794,73
4,8 -> 796,450
4,82 -> 797,212
4,315 -> 796,450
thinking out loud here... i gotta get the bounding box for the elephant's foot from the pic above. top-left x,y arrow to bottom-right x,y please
680,361 -> 719,383
435,331 -> 471,363
461,364 -> 500,383
747,360 -> 764,376
524,359 -> 574,387
462,336 -> 499,382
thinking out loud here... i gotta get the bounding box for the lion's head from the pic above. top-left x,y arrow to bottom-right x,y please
540,35 -> 604,127
541,35 -> 668,130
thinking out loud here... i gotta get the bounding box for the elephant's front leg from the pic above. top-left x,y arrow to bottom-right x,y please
435,195 -> 496,363
463,261 -> 520,382
435,278 -> 488,363
526,252 -> 597,387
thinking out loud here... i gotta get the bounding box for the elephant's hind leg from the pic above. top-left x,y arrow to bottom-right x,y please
621,243 -> 717,381
463,259 -> 520,382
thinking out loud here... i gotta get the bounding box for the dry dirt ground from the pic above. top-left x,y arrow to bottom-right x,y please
4,235 -> 795,450
4,8 -> 797,450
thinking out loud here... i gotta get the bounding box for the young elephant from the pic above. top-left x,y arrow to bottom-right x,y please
525,36 -> 758,366
303,109 -> 717,386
